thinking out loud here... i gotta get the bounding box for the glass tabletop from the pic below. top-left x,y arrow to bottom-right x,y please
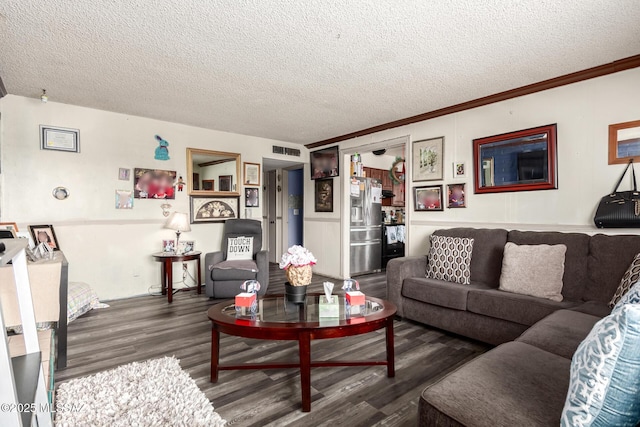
221,294 -> 385,324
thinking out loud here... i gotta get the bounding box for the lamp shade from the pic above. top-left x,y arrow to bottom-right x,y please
164,212 -> 191,232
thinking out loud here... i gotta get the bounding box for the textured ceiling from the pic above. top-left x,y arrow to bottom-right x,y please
1,1 -> 639,145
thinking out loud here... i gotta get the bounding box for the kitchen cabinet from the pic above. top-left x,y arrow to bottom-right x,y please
392,181 -> 405,206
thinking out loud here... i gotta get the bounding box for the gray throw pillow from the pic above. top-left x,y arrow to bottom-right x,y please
426,235 -> 474,285
609,253 -> 640,308
499,242 -> 566,302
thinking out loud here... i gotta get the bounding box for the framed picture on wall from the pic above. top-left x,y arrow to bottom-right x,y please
315,178 -> 333,212
453,161 -> 466,178
40,125 -> 80,153
310,146 -> 339,180
219,175 -> 233,192
412,137 -> 444,181
245,188 -> 259,207
414,185 -> 443,211
134,168 -> 177,199
190,196 -> 239,223
29,224 -> 60,250
447,183 -> 466,208
609,120 -> 640,165
243,162 -> 261,186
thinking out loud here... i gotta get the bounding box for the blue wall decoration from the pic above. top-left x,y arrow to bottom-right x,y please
154,135 -> 170,160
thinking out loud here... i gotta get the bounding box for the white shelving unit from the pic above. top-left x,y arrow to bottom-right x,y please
0,240 -> 52,427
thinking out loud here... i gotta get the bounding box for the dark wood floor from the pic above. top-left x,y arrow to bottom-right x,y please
56,265 -> 489,426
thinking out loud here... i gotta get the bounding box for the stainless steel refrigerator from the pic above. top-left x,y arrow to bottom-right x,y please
350,177 -> 382,275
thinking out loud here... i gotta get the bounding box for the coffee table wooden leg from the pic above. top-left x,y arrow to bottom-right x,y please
386,317 -> 395,377
211,328 -> 220,382
299,332 -> 311,412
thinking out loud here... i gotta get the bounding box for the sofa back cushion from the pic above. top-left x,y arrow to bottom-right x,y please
433,228 -> 507,287
586,234 -> 640,303
508,230 -> 589,301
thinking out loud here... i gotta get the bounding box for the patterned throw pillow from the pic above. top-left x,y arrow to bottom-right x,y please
609,253 -> 640,308
612,281 -> 640,314
426,235 -> 474,285
561,304 -> 640,427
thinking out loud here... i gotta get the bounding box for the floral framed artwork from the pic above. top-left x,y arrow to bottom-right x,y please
609,120 -> 640,165
29,224 -> 60,250
190,196 -> 239,223
315,178 -> 333,212
414,185 -> 443,211
245,188 -> 259,207
447,184 -> 466,208
413,137 -> 444,181
243,162 -> 261,186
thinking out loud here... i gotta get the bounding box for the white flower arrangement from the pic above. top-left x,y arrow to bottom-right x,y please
279,245 -> 317,270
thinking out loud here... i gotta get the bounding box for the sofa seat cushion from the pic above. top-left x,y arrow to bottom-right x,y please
467,288 -> 578,326
402,278 -> 491,310
569,301 -> 611,318
516,310 -> 601,359
211,260 -> 258,281
420,341 -> 570,427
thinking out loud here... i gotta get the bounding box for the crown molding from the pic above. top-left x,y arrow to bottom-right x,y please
306,54 -> 640,149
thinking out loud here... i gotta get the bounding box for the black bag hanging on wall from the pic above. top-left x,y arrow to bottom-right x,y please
594,160 -> 640,228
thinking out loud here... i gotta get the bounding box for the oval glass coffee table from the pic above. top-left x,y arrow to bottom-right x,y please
207,293 -> 397,412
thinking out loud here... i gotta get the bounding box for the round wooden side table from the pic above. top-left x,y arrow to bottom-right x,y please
151,251 -> 202,303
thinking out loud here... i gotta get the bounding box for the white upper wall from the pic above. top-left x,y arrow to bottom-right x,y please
0,95 -> 305,299
306,68 -> 640,278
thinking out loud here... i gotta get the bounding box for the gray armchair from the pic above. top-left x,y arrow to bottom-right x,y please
205,219 -> 269,298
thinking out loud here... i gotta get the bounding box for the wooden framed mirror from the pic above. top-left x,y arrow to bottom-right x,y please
473,124 -> 557,194
187,148 -> 241,196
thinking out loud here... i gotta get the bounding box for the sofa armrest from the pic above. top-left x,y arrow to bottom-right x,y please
386,256 -> 427,317
204,251 -> 225,292
255,250 -> 269,295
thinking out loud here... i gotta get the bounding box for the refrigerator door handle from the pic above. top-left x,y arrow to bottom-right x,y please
350,240 -> 382,246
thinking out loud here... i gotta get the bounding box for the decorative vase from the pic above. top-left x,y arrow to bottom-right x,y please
285,265 -> 313,286
285,282 -> 307,304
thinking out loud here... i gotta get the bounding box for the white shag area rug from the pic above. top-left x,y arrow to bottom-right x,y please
55,356 -> 226,427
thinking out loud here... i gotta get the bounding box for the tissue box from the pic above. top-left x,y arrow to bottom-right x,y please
319,295 -> 339,317
346,291 -> 365,306
235,292 -> 256,307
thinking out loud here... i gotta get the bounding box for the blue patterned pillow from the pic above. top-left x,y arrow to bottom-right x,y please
561,304 -> 640,427
612,281 -> 640,314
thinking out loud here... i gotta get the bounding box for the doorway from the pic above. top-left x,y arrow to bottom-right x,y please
263,158 -> 305,263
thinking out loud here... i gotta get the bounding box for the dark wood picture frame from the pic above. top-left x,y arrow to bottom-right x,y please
473,124 -> 557,194
314,178 -> 333,212
29,224 -> 60,250
245,188 -> 259,207
609,120 -> 640,165
219,175 -> 233,192
414,185 -> 443,211
310,145 -> 339,180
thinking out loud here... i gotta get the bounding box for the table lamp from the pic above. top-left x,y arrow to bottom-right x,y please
164,212 -> 191,254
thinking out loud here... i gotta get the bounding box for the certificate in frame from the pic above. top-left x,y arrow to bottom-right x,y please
40,125 -> 80,153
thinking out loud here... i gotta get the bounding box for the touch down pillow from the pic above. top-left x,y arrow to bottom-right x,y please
499,242 -> 566,302
226,236 -> 254,261
426,235 -> 474,285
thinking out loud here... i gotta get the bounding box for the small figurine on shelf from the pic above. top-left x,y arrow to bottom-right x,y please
177,176 -> 184,192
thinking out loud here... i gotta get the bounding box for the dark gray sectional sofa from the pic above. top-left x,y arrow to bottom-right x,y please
386,227 -> 640,426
